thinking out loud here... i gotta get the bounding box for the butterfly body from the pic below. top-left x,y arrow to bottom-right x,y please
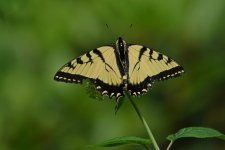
54,37 -> 184,100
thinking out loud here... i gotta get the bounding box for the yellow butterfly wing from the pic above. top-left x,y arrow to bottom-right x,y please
127,45 -> 184,96
54,46 -> 124,99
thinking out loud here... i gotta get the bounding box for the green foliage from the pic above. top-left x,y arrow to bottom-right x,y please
167,127 -> 225,141
90,136 -> 151,148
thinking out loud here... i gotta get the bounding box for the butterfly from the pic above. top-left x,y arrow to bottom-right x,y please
54,37 -> 184,101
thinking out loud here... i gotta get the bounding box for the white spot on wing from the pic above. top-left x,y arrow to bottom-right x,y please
102,90 -> 108,95
110,93 -> 114,97
142,89 -> 147,92
116,93 -> 121,97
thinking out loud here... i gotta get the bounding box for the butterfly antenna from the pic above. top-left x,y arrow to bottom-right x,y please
121,24 -> 133,37
106,24 -> 118,38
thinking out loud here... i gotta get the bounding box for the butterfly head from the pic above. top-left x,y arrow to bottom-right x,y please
117,37 -> 126,49
116,37 -> 127,52
116,37 -> 127,64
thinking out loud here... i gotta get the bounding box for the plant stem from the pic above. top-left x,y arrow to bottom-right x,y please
126,93 -> 160,150
166,141 -> 173,150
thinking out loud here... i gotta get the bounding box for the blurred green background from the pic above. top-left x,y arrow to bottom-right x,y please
0,0 -> 225,149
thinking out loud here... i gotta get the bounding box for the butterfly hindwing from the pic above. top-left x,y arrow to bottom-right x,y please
54,46 -> 124,99
127,44 -> 184,96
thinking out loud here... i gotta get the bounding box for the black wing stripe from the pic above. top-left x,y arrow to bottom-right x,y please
166,57 -> 172,64
54,71 -> 84,83
86,52 -> 93,63
67,62 -> 75,68
95,79 -> 124,99
152,66 -> 184,80
76,57 -> 83,64
138,46 -> 147,60
157,53 -> 163,60
149,48 -> 154,60
93,49 -> 105,62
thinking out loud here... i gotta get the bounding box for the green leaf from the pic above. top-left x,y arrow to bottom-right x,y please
167,127 -> 225,141
90,136 -> 151,148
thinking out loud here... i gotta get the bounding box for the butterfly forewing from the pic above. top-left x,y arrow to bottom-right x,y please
54,46 -> 124,99
127,45 -> 184,96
